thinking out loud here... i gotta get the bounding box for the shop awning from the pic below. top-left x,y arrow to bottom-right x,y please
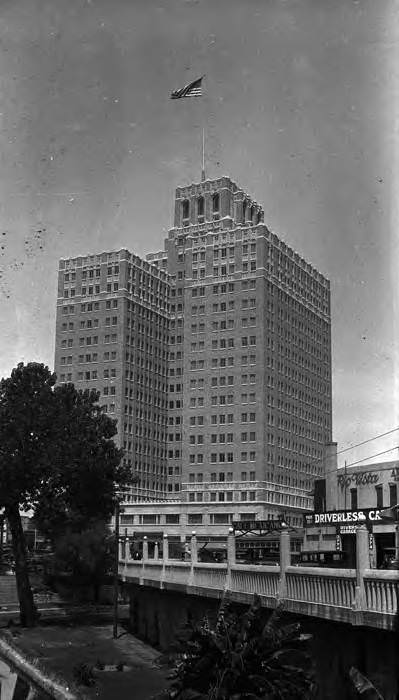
379,504 -> 399,522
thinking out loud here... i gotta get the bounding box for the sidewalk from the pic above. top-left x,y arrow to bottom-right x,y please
7,622 -> 169,699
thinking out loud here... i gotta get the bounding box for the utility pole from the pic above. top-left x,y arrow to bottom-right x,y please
344,460 -> 347,510
112,501 -> 120,639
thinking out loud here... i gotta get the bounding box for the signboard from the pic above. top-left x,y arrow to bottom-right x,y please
303,508 -> 383,528
232,519 -> 285,534
338,525 -> 357,535
335,535 -> 341,551
337,471 -> 379,490
369,534 -> 374,551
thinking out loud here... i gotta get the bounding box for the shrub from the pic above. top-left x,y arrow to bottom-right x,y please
159,594 -> 316,699
73,662 -> 96,687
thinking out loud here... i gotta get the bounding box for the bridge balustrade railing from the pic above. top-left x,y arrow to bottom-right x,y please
141,561 -> 164,581
191,564 -> 227,590
363,570 -> 399,614
230,564 -> 280,598
164,562 -> 191,586
285,566 -> 357,608
118,526 -> 398,629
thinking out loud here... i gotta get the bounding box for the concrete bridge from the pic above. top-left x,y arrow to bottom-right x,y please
118,524 -> 398,632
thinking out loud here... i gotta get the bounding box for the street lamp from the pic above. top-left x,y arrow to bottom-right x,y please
113,500 -> 125,639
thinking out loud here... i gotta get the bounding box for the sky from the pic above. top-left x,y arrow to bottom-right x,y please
0,0 -> 398,469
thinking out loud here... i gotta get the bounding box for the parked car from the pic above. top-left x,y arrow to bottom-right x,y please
380,548 -> 399,570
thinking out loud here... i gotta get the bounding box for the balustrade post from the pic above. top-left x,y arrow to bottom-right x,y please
140,536 -> 148,585
188,532 -> 197,587
225,527 -> 236,592
142,536 -> 148,562
154,541 -> 159,561
163,533 -> 169,563
227,527 -> 236,566
278,523 -> 290,600
190,531 -> 198,564
354,524 -> 368,614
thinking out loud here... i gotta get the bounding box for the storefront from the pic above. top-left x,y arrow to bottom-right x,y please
304,446 -> 399,568
303,507 -> 387,567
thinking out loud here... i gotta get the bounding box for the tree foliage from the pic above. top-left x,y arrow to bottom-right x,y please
0,362 -> 130,625
159,595 -> 316,700
51,521 -> 115,601
34,380 -> 129,539
0,363 -> 128,517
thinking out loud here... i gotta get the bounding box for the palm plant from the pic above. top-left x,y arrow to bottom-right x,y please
158,594 -> 316,699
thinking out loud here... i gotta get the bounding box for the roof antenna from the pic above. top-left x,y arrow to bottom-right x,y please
201,128 -> 205,181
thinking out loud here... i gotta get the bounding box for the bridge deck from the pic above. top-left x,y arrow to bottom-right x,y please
119,559 -> 398,631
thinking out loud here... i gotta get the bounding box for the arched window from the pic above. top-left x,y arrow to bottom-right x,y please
197,196 -> 204,219
212,193 -> 220,213
242,199 -> 247,222
182,200 -> 190,221
251,205 -> 257,223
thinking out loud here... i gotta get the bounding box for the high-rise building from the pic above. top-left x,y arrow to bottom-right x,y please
54,172 -> 332,527
54,249 -> 170,500
147,175 -> 332,521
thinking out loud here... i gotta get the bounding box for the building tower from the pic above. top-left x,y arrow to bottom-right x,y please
147,174 -> 332,525
54,171 -> 332,527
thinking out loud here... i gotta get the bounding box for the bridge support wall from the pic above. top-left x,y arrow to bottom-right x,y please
126,582 -> 398,700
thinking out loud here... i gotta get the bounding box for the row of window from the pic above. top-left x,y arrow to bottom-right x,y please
125,511 -> 258,526
187,394 -> 256,408
189,431 -> 257,444
187,471 -> 257,483
187,452 -> 257,464
350,484 -> 398,510
187,491 -> 256,504
64,282 -> 120,298
102,403 -> 116,413
70,334 -> 118,344
191,281 -> 256,298
74,368 -> 117,381
76,351 -> 117,363
64,264 -> 119,282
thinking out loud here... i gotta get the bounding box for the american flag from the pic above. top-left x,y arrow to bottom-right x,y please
171,76 -> 204,99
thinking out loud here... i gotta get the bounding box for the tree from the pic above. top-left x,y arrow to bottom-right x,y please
51,521 -> 115,602
159,595 -> 316,699
0,362 -> 129,626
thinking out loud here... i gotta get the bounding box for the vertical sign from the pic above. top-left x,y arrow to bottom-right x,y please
335,535 -> 342,551
369,534 -> 374,551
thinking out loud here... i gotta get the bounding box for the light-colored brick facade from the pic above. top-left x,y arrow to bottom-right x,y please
54,249 -> 170,499
54,173 -> 332,530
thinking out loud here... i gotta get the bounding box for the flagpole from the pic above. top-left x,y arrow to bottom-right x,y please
201,128 -> 205,181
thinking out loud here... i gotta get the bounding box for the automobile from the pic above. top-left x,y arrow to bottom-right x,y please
297,550 -> 347,568
380,548 -> 399,570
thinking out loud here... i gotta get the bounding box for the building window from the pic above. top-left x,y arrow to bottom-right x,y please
350,488 -> 357,510
212,193 -> 220,213
375,485 -> 383,509
188,514 -> 203,524
182,199 -> 190,221
165,514 -> 180,525
389,484 -> 397,507
197,196 -> 204,219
